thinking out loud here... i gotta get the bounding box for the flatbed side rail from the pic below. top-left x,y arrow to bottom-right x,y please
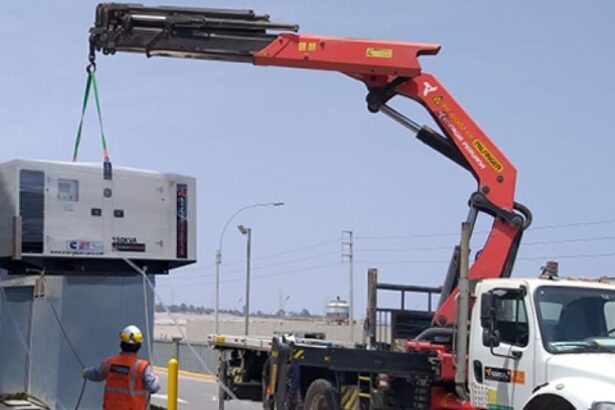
367,269 -> 441,348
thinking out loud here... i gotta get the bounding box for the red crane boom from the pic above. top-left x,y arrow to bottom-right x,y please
90,3 -> 531,327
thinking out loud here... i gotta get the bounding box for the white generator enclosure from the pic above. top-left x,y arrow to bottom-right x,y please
0,159 -> 196,274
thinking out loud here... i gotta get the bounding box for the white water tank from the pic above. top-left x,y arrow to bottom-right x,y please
326,296 -> 349,324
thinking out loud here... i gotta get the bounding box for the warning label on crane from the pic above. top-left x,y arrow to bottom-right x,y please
473,139 -> 504,173
365,48 -> 393,58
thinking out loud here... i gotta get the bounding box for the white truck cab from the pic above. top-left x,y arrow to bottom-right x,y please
469,278 -> 615,410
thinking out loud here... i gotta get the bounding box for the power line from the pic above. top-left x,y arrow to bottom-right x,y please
354,259 -> 449,265
161,233 -> 615,284
225,250 -> 340,275
156,247 -> 339,279
356,232 -> 459,241
354,218 -> 615,241
518,252 -> 615,261
224,261 -> 341,284
159,261 -> 342,288
356,234 -> 615,253
356,244 -> 456,253
522,235 -> 615,246
529,219 -> 615,231
354,250 -> 615,266
222,238 -> 340,266
158,218 -> 615,287
163,250 -> 341,284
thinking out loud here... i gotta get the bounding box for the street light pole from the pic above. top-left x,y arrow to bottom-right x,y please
238,225 -> 252,335
214,202 -> 284,334
214,249 -> 221,332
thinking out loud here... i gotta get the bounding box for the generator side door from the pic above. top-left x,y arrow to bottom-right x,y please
108,172 -> 168,262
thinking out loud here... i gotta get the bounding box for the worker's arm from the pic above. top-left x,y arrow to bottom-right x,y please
83,361 -> 107,382
142,363 -> 161,393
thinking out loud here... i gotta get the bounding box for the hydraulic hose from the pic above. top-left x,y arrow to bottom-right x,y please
74,378 -> 87,410
514,201 -> 533,230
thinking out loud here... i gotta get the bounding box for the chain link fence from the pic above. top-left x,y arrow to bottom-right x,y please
152,339 -> 218,375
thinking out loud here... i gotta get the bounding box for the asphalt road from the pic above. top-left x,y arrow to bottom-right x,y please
152,369 -> 261,410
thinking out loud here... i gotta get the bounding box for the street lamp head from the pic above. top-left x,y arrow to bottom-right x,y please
272,202 -> 285,207
237,224 -> 248,235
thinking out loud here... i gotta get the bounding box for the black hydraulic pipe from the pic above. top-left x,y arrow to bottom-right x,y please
416,126 -> 472,173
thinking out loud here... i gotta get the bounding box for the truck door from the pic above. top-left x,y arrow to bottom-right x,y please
469,287 -> 535,410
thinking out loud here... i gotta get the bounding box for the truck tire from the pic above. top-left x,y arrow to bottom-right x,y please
524,394 -> 575,410
304,379 -> 340,410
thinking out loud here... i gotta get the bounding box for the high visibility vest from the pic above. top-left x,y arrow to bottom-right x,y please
102,353 -> 150,410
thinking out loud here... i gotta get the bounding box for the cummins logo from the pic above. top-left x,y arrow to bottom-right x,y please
67,240 -> 104,252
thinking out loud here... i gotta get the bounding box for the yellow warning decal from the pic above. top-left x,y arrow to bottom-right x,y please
366,48 -> 393,58
299,42 -> 317,52
432,96 -> 443,105
215,336 -> 225,344
487,389 -> 497,404
340,386 -> 359,410
473,139 -> 504,173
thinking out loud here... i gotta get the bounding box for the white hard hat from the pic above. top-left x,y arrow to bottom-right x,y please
119,325 -> 143,345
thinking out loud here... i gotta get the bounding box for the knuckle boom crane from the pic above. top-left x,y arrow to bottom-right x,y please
89,3 -> 531,328
86,4 -> 591,410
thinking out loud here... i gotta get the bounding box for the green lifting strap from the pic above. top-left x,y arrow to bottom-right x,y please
72,67 -> 110,162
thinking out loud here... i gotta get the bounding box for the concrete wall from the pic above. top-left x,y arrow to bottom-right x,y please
185,314 -> 366,344
0,271 -> 156,410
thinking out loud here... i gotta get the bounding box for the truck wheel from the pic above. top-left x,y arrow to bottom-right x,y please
524,394 -> 575,410
304,379 -> 340,410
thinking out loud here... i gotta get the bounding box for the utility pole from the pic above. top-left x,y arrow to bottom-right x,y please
342,230 -> 354,343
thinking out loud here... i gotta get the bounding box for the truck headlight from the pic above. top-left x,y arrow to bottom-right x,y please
592,402 -> 615,410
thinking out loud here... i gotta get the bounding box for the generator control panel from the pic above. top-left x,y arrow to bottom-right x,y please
0,159 -> 196,275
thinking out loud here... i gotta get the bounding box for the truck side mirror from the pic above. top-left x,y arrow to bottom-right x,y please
480,292 -> 495,327
480,292 -> 500,348
482,328 -> 501,348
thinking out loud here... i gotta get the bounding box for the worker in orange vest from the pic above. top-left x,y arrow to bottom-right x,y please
83,325 -> 161,409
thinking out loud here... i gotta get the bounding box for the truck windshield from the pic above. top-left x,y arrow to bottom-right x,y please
535,286 -> 615,353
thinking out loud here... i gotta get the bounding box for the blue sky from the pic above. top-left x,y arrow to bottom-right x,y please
1,1 -> 614,316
